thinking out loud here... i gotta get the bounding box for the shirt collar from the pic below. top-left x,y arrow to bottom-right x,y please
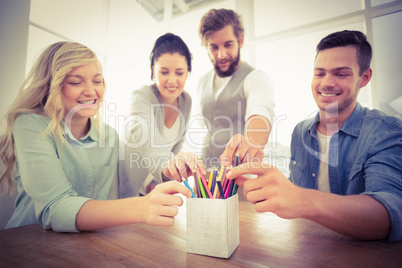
338,102 -> 364,137
307,112 -> 320,137
309,102 -> 363,138
62,119 -> 99,148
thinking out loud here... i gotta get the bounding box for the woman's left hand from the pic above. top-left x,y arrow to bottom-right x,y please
162,151 -> 206,182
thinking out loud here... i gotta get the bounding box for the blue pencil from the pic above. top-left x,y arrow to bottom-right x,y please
234,152 -> 239,167
210,168 -> 218,196
217,181 -> 225,199
183,180 -> 196,198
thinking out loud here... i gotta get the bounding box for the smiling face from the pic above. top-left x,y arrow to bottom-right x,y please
311,46 -> 371,119
206,25 -> 243,77
153,52 -> 189,104
61,61 -> 104,121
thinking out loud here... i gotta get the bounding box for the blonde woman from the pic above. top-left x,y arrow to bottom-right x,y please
0,42 -> 192,232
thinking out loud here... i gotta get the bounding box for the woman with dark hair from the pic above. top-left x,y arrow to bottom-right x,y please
120,33 -> 205,197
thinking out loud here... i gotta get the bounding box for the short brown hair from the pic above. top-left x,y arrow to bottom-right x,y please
316,30 -> 372,76
198,8 -> 244,47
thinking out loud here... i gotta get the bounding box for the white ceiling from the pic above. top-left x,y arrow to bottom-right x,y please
136,0 -> 224,22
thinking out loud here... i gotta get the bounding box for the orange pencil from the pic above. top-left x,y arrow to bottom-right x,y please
199,169 -> 213,198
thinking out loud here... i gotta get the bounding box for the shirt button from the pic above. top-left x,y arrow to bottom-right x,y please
312,173 -> 316,177
293,160 -> 297,165
314,152 -> 318,156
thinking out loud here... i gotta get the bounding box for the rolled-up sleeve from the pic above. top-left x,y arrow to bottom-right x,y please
362,123 -> 402,242
52,196 -> 90,232
367,191 -> 402,242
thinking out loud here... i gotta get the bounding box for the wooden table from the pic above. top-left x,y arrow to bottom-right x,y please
1,200 -> 401,267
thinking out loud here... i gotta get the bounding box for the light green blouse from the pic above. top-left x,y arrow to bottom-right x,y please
6,113 -> 119,232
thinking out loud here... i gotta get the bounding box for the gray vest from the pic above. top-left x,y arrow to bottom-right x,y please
199,62 -> 254,165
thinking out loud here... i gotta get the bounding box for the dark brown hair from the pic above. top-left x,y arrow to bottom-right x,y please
316,30 -> 372,76
198,9 -> 244,47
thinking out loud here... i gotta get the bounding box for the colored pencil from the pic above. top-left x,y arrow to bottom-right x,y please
224,180 -> 232,199
214,165 -> 226,198
232,183 -> 239,196
232,153 -> 240,196
199,169 -> 213,198
234,152 -> 240,167
183,180 -> 196,198
194,173 -> 201,198
222,167 -> 230,192
198,177 -> 207,198
208,169 -> 214,190
210,168 -> 217,197
217,181 -> 225,199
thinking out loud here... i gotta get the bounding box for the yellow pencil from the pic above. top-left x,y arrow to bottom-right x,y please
208,168 -> 215,190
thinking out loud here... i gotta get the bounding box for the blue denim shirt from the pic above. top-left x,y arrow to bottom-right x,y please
289,103 -> 402,242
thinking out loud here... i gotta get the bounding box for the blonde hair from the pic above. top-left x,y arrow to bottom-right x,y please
0,41 -> 102,195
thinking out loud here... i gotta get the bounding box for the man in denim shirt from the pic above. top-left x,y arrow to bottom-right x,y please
225,30 -> 402,241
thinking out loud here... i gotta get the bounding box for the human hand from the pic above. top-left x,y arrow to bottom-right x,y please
219,134 -> 264,167
226,162 -> 306,219
162,151 -> 206,182
141,181 -> 191,226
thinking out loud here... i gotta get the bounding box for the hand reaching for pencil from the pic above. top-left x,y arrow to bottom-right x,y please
162,151 -> 206,182
226,162 -> 305,219
140,181 -> 192,226
219,134 -> 264,167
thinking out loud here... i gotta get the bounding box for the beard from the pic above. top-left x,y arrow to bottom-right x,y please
213,49 -> 241,78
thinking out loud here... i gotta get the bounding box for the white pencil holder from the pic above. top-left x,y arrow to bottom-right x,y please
186,194 -> 239,258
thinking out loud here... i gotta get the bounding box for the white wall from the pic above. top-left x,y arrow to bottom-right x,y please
372,10 -> 402,117
0,0 -> 30,229
251,0 -> 402,146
